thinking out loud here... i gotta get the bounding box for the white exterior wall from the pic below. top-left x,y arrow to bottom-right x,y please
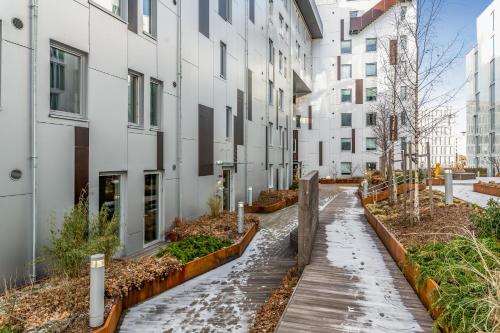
466,0 -> 500,175
0,0 -> 317,284
420,108 -> 457,168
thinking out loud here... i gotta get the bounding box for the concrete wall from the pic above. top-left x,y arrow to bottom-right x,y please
297,170 -> 318,269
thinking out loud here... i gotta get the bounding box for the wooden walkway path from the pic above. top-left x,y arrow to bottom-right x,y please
276,188 -> 434,333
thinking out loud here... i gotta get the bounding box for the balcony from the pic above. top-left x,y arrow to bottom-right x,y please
350,0 -> 399,34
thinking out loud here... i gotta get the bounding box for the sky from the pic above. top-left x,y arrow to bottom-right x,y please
436,0 -> 492,132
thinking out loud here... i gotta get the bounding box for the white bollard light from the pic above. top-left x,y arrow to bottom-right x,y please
89,254 -> 105,328
247,187 -> 253,206
444,170 -> 453,205
238,201 -> 244,234
362,180 -> 368,198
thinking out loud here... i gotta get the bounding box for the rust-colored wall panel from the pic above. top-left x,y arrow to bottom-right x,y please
319,141 -> 323,166
198,104 -> 214,176
293,130 -> 298,162
74,126 -> 89,204
355,79 -> 363,104
337,56 -> 341,80
352,128 -> 356,154
390,39 -> 398,65
308,106 -> 312,130
340,19 -> 345,41
157,131 -> 164,171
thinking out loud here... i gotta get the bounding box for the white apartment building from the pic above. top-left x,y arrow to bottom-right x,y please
0,0 -> 322,285
293,0 -> 413,178
466,0 -> 500,175
420,107 -> 457,168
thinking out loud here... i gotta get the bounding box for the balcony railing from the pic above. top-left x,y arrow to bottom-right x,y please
350,0 -> 399,34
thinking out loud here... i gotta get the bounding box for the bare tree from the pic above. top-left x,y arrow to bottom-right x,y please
371,92 -> 394,178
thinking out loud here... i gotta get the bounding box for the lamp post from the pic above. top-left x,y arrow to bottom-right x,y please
89,254 -> 105,328
238,201 -> 244,234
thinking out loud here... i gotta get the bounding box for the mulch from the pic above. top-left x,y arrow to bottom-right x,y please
367,191 -> 476,247
249,265 -> 300,333
253,190 -> 298,207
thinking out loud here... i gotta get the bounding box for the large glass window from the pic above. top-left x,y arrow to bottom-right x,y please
128,71 -> 142,125
269,122 -> 274,145
341,40 -> 352,54
366,162 -> 377,171
341,138 -> 352,151
279,89 -> 284,111
366,137 -> 377,151
50,46 -> 83,115
269,80 -> 274,105
219,0 -> 232,23
99,175 -> 121,222
144,173 -> 160,244
150,79 -> 161,127
94,0 -> 124,17
269,39 -> 274,64
366,113 -> 376,126
341,64 -> 352,79
143,0 -> 157,36
366,38 -> 377,52
400,86 -> 408,100
226,106 -> 232,138
341,89 -> 352,102
366,87 -> 377,101
340,162 -> 352,175
400,35 -> 407,50
220,41 -> 227,78
341,113 -> 352,127
366,63 -> 377,77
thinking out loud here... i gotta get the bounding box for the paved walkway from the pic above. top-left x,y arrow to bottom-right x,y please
434,177 -> 500,208
276,188 -> 434,333
119,188 -> 338,332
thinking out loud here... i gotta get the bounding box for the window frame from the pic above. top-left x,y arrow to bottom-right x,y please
366,112 -> 376,126
219,0 -> 232,23
279,88 -> 284,112
341,64 -> 352,79
366,87 -> 377,102
128,70 -> 143,126
366,38 -> 377,52
149,78 -> 162,129
341,40 -> 352,54
142,0 -> 157,37
90,0 -> 128,21
143,171 -> 162,247
268,80 -> 274,105
341,113 -> 352,127
341,138 -> 352,151
341,88 -> 352,103
366,63 -> 377,77
340,162 -> 352,176
366,137 -> 377,151
220,41 -> 227,79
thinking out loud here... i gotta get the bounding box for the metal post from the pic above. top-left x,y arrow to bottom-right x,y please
444,170 -> 453,205
247,187 -> 253,206
426,142 -> 433,217
362,180 -> 368,198
238,201 -> 244,234
408,144 -> 414,224
89,254 -> 105,328
402,149 -> 407,221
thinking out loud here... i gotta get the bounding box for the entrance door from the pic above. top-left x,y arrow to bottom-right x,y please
275,168 -> 279,191
99,174 -> 124,255
222,169 -> 231,211
144,173 -> 160,245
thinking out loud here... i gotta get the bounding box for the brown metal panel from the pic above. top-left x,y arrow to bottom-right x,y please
308,106 -> 312,130
198,104 -> 214,176
337,56 -> 341,80
355,79 -> 363,104
319,141 -> 323,166
340,19 -> 345,41
128,0 -> 138,32
157,131 -> 164,171
351,128 -> 356,154
390,39 -> 398,65
265,126 -> 269,169
236,89 -> 244,145
293,130 -> 298,162
74,126 -> 89,204
247,69 -> 252,121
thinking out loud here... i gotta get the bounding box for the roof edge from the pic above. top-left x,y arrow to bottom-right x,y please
295,0 -> 323,39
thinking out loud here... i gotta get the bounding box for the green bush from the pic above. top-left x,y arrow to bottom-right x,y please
289,181 -> 299,190
0,326 -> 16,333
157,235 -> 231,263
408,236 -> 500,332
470,200 -> 500,239
44,198 -> 120,276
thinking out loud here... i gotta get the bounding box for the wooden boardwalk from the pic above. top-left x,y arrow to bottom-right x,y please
276,188 -> 434,333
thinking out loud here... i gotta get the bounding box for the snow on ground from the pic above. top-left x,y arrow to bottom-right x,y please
325,189 -> 424,332
434,177 -> 500,208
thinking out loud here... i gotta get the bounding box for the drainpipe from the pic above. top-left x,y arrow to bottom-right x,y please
176,1 -> 183,219
244,0 -> 249,202
30,0 -> 39,280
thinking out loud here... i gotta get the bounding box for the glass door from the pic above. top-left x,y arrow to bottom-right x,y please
144,173 -> 160,245
99,175 -> 121,224
222,169 -> 231,211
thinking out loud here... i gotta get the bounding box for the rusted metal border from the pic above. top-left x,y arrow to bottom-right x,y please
92,223 -> 258,333
362,183 -> 427,205
244,195 -> 298,214
473,183 -> 500,197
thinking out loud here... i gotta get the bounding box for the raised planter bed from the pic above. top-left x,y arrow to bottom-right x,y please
452,172 -> 476,180
319,177 -> 363,184
244,192 -> 298,214
426,177 -> 444,186
92,223 -> 258,333
473,182 -> 500,197
363,183 -> 427,205
363,205 -> 446,327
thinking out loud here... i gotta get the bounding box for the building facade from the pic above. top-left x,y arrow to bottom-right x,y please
466,0 -> 500,176
0,0 -> 322,284
293,0 -> 413,179
420,107 -> 457,168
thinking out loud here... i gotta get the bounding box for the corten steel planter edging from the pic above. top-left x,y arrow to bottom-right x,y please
319,178 -> 363,185
362,206 -> 446,327
92,223 -> 258,333
244,195 -> 298,214
426,178 -> 444,186
473,183 -> 500,197
362,183 -> 427,205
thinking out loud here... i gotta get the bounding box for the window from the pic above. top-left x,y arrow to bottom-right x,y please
303,54 -> 306,70
269,39 -> 274,64
143,0 -> 157,36
284,56 -> 287,77
226,107 -> 232,138
268,80 -> 274,105
249,0 -> 255,23
366,137 -> 377,151
341,113 -> 352,127
93,0 -> 124,18
50,45 -> 84,115
366,162 -> 377,171
128,71 -> 142,125
366,113 -> 376,126
295,115 -> 301,128
400,86 -> 408,100
220,41 -> 227,78
366,63 -> 377,77
279,50 -> 283,72
366,87 -> 377,101
473,115 -> 478,133
219,0 -> 232,23
341,64 -> 352,79
279,14 -> 284,36
401,137 -> 407,152
366,38 -> 377,52
341,89 -> 352,102
150,79 -> 162,127
350,11 -> 358,17
400,35 -> 407,50
269,122 -> 274,145
99,174 -> 121,222
401,6 -> 407,20
340,162 -> 352,175
279,89 -> 284,112
296,42 -> 300,59
341,40 -> 352,54
279,126 -> 283,147
199,0 -> 209,37
144,173 -> 160,244
490,59 -> 495,84
341,138 -> 352,151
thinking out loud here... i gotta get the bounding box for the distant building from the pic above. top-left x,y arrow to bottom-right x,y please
420,107 -> 457,168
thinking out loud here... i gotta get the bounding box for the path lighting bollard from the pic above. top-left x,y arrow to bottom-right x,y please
238,201 -> 244,234
89,254 -> 105,328
248,187 -> 253,206
362,180 -> 368,198
445,170 -> 453,205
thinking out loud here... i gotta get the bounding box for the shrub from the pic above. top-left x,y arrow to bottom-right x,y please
207,195 -> 222,218
157,235 -> 231,263
44,198 -> 120,276
0,326 -> 16,333
289,181 -> 299,190
470,200 -> 500,239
